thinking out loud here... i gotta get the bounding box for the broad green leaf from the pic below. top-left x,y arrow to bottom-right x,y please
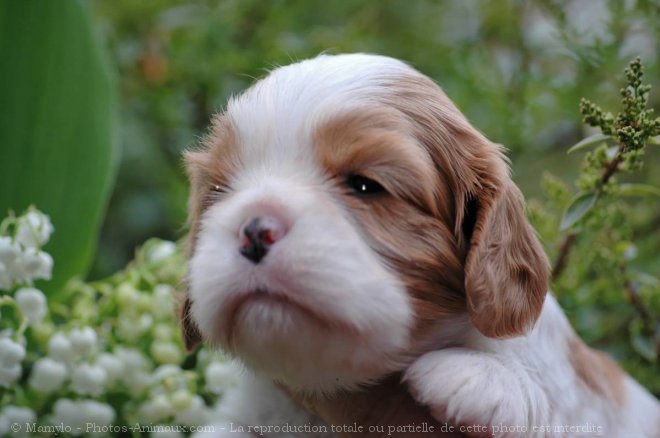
567,133 -> 612,154
560,192 -> 598,230
618,183 -> 660,197
0,1 -> 119,295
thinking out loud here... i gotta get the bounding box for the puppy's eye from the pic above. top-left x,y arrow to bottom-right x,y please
210,184 -> 226,193
346,174 -> 385,196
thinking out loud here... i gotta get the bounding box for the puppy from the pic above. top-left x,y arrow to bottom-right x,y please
181,54 -> 659,437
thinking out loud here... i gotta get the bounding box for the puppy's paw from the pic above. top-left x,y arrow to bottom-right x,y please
404,349 -> 544,438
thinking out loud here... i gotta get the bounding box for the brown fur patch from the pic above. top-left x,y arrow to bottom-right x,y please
380,74 -> 549,338
313,72 -> 548,340
313,111 -> 467,341
184,114 -> 240,253
568,337 -> 626,405
179,114 -> 240,351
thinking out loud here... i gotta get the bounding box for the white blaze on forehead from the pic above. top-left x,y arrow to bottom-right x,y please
225,54 -> 416,179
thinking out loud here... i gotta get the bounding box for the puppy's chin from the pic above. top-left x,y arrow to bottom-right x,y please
226,297 -> 408,391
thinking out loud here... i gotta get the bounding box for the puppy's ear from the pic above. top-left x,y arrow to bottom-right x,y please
179,295 -> 202,352
386,74 -> 548,338
459,144 -> 549,338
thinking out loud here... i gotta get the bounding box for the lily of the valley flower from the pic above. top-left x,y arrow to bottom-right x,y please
29,358 -> 67,392
15,287 -> 47,325
15,210 -> 54,249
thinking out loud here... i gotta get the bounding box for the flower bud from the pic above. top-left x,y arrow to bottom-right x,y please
96,353 -> 124,384
48,332 -> 73,363
153,323 -> 173,341
80,400 -> 115,428
69,327 -> 97,357
0,405 -> 36,436
0,338 -> 26,367
153,284 -> 174,317
29,358 -> 67,392
71,363 -> 107,396
15,210 -> 54,248
170,389 -> 192,411
0,237 -> 20,265
151,341 -> 182,365
147,241 -> 176,263
0,364 -> 21,387
12,248 -> 52,283
15,287 -> 47,325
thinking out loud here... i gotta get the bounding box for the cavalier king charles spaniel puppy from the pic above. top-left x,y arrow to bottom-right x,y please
180,54 -> 659,437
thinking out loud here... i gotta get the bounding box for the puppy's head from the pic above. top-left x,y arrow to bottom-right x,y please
181,54 -> 548,391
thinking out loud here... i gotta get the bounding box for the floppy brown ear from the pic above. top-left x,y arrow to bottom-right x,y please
179,295 -> 202,352
462,173 -> 549,338
381,71 -> 548,338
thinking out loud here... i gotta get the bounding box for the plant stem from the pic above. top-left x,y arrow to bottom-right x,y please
551,233 -> 576,279
551,144 -> 624,278
620,264 -> 655,337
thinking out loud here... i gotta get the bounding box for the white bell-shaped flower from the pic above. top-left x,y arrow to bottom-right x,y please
15,287 -> 47,325
0,364 -> 21,388
96,353 -> 124,385
0,405 -> 36,437
0,237 -> 20,266
29,358 -> 67,392
0,337 -> 25,368
48,332 -> 73,363
15,210 -> 54,248
71,363 -> 107,396
69,327 -> 97,357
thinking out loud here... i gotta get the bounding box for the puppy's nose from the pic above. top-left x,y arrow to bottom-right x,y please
238,216 -> 287,264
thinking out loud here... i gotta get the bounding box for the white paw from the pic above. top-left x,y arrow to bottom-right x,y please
404,349 -> 544,438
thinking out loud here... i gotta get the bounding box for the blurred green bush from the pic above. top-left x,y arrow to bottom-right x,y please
89,0 -> 659,278
86,0 -> 658,391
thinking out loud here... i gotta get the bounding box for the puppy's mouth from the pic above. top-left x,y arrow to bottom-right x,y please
222,289 -> 359,348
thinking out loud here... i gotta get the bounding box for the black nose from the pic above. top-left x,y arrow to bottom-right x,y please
239,217 -> 272,264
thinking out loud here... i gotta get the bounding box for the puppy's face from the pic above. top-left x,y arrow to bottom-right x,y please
182,54 -> 549,391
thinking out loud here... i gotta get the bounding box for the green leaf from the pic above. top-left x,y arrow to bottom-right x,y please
560,192 -> 598,230
629,271 -> 660,287
567,133 -> 613,154
618,183 -> 660,197
632,333 -> 657,362
0,1 -> 119,295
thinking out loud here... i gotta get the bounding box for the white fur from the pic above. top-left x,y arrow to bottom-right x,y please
405,295 -> 659,437
192,370 -> 334,438
188,54 -> 660,437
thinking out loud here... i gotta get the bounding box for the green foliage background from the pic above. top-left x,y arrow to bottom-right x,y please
89,0 -> 659,276
2,0 -> 657,396
88,0 -> 659,391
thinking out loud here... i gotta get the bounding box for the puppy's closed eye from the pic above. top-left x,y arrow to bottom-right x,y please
210,183 -> 227,194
